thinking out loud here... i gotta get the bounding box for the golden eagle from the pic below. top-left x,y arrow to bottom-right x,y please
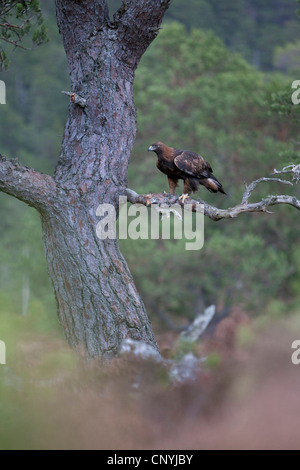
148,142 -> 226,200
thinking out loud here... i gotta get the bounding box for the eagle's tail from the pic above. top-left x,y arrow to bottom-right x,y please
205,175 -> 226,194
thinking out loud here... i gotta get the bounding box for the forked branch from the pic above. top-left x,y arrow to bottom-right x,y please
126,172 -> 300,222
273,163 -> 300,183
114,0 -> 171,67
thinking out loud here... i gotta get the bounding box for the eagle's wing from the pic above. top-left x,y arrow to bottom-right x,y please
174,151 -> 213,178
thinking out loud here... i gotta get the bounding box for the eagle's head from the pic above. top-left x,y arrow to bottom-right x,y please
148,142 -> 164,153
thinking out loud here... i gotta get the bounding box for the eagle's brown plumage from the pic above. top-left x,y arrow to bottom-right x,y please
148,142 -> 226,196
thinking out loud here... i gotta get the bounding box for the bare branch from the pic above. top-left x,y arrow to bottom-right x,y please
0,155 -> 56,212
0,15 -> 33,32
61,91 -> 87,108
273,164 -> 300,183
0,22 -> 23,30
180,305 -> 216,342
0,36 -> 31,50
241,177 -> 293,204
126,175 -> 300,222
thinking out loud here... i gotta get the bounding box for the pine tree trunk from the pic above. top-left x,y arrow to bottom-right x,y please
43,0 -> 170,358
41,195 -> 157,359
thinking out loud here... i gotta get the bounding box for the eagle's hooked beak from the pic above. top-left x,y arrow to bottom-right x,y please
148,145 -> 156,152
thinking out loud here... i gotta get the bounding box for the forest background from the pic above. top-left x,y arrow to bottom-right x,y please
1,0 -> 300,449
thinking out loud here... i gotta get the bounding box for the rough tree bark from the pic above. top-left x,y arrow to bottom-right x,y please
0,0 -> 171,360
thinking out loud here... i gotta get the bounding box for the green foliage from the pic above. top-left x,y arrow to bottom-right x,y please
0,4 -> 300,335
205,352 -> 221,369
0,1 -> 66,330
165,0 -> 300,70
0,0 -> 48,70
274,41 -> 300,75
267,79 -> 300,132
122,22 -> 300,322
0,1 -> 68,171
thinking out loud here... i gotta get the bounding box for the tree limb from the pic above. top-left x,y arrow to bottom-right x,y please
241,177 -> 293,204
115,0 -> 172,67
115,0 -> 171,25
0,22 -> 23,30
273,164 -> 300,183
0,15 -> 34,33
55,0 -> 109,58
0,2 -> 47,68
126,175 -> 300,222
0,36 -> 32,50
61,91 -> 87,108
0,155 -> 56,212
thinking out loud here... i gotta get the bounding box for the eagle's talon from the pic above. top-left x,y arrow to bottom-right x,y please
179,193 -> 189,204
